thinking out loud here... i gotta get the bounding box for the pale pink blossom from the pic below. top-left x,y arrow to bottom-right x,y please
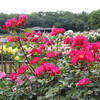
16,77 -> 24,86
0,72 -> 6,79
29,75 -> 35,80
13,88 -> 16,92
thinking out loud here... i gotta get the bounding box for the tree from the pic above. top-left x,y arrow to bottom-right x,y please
90,9 -> 100,29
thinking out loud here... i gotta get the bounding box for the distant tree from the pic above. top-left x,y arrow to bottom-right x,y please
1,9 -> 100,34
90,9 -> 100,29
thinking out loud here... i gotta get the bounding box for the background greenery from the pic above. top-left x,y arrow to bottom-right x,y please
0,9 -> 100,34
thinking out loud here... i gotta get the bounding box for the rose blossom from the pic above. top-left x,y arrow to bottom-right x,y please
77,78 -> 91,86
30,57 -> 40,64
13,88 -> 17,92
18,65 -> 29,74
29,75 -> 35,80
10,72 -> 19,81
47,52 -> 56,59
0,72 -> 6,79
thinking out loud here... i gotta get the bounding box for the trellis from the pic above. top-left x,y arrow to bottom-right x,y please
0,38 -> 25,75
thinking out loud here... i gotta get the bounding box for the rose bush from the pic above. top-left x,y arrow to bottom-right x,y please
0,15 -> 100,100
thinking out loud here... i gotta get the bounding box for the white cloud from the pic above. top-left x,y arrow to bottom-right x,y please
0,0 -> 100,14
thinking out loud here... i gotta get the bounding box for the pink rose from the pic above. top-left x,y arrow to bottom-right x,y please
29,75 -> 35,80
0,72 -> 6,79
16,77 -> 24,86
18,65 -> 28,74
13,88 -> 16,92
25,32 -> 30,37
47,52 -> 56,59
35,66 -> 43,77
30,57 -> 40,64
78,78 -> 91,86
10,72 -> 19,81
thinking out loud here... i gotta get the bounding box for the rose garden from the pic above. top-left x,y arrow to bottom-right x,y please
0,15 -> 100,100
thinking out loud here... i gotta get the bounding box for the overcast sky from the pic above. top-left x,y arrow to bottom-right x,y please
0,0 -> 100,14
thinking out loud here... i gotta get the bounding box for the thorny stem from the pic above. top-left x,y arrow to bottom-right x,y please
77,62 -> 83,81
18,38 -> 35,73
77,70 -> 81,82
57,88 -> 61,100
55,39 -> 59,66
16,31 -> 35,74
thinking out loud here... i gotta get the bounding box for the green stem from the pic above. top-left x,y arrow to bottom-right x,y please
55,39 -> 59,66
18,38 -> 35,73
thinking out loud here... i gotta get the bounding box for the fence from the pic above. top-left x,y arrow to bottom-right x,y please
0,61 -> 26,76
0,38 -> 27,75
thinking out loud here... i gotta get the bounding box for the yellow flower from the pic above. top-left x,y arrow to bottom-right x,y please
0,50 -> 1,53
3,46 -> 8,52
0,47 -> 1,50
22,45 -> 26,48
14,56 -> 19,60
14,48 -> 18,51
10,50 -> 16,54
8,47 -> 12,53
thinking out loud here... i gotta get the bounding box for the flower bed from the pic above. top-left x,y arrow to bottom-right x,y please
0,15 -> 100,100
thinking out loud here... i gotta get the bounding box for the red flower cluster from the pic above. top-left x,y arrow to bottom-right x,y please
31,37 -> 40,42
18,65 -> 29,74
96,54 -> 100,62
91,41 -> 100,54
64,37 -> 73,44
69,35 -> 100,66
45,40 -> 55,46
10,65 -> 28,81
30,57 -> 40,64
47,52 -> 61,59
51,28 -> 65,36
35,62 -> 61,77
77,78 -> 91,86
8,36 -> 20,42
70,50 -> 95,65
47,52 -> 56,59
25,31 -> 43,38
41,37 -> 48,42
30,47 -> 44,56
71,35 -> 90,48
39,44 -> 45,50
10,72 -> 19,81
3,15 -> 28,30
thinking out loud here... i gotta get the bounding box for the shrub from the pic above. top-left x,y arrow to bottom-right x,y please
0,15 -> 100,100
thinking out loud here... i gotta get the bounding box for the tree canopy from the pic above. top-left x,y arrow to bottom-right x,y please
0,9 -> 100,34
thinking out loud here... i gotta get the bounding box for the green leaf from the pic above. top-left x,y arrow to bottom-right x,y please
22,32 -> 26,38
37,96 -> 42,100
11,30 -> 16,34
38,58 -> 44,65
66,93 -> 72,99
93,88 -> 100,92
6,42 -> 12,48
86,90 -> 93,94
29,95 -> 33,99
61,96 -> 66,100
0,91 -> 3,94
53,87 -> 59,93
14,42 -> 20,47
45,90 -> 53,98
11,42 -> 15,47
24,28 -> 33,33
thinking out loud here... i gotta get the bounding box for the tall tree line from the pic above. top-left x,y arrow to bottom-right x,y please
0,9 -> 100,34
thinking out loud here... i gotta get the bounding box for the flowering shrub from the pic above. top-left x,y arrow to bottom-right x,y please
0,15 -> 100,100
